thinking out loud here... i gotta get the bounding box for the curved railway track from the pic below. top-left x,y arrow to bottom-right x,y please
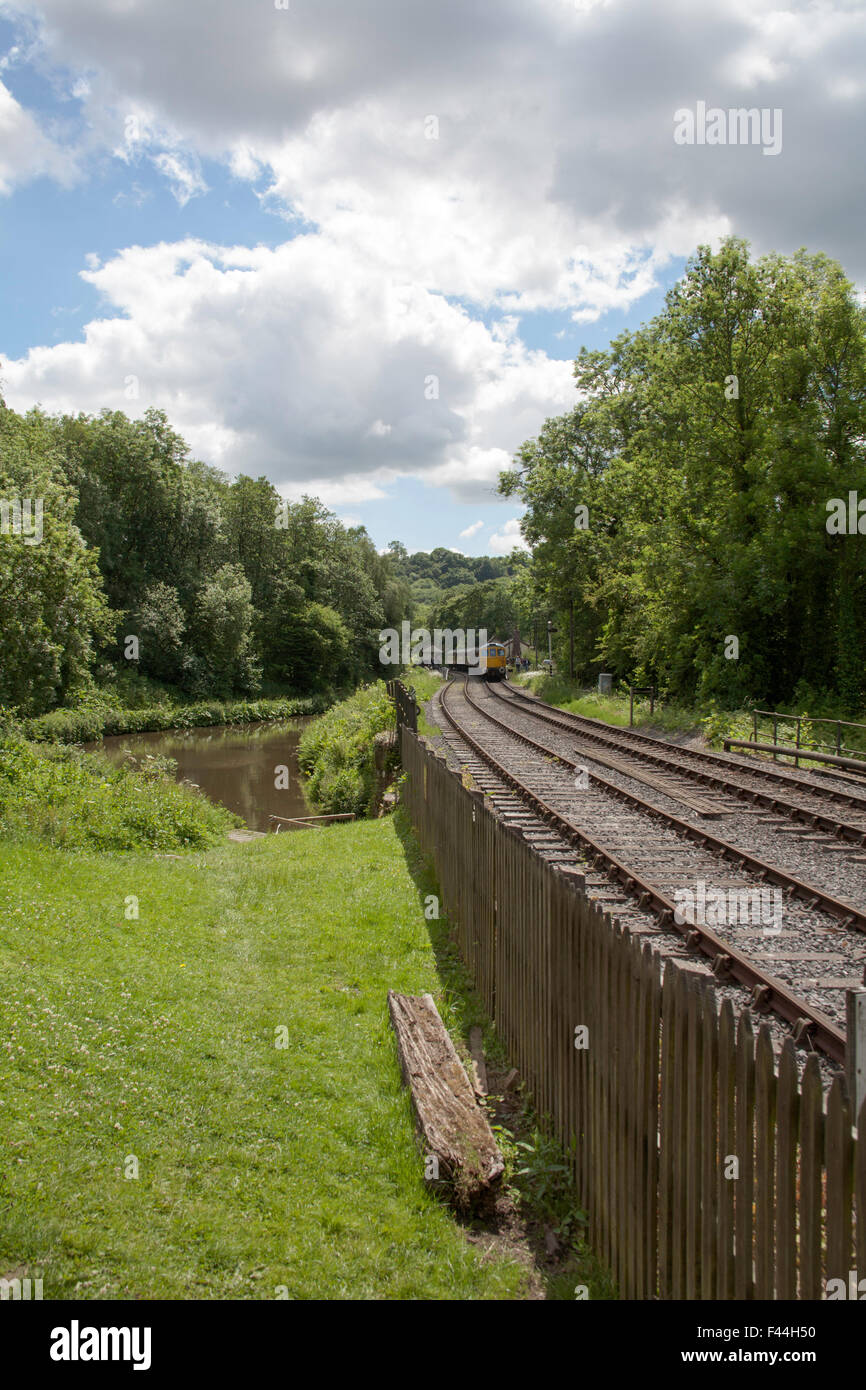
496,679 -> 866,841
435,675 -> 860,1065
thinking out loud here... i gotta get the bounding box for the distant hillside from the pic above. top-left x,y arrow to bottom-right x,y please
385,542 -> 527,622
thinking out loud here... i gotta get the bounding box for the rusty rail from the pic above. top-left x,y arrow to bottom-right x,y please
440,677 -> 847,1063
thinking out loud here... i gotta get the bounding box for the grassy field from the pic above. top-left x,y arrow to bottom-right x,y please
512,672 -> 706,735
0,813 -> 613,1300
511,672 -> 866,761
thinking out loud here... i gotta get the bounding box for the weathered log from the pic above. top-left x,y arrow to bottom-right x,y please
387,991 -> 504,1208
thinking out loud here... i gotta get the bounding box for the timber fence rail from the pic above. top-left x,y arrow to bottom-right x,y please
387,679 -> 418,734
399,726 -> 866,1300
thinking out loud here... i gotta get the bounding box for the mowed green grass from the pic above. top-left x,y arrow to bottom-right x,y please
0,821 -> 531,1300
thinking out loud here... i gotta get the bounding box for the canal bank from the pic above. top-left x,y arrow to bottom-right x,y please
92,718 -> 314,833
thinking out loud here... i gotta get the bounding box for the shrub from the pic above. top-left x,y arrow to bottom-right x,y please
0,731 -> 237,850
298,682 -> 395,816
24,694 -> 329,744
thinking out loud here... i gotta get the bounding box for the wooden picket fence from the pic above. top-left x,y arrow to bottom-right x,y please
387,678 -> 418,734
400,726 -> 866,1300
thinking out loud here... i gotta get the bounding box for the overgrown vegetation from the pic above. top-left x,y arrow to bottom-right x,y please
515,672 -> 704,737
401,667 -> 444,737
0,729 -> 236,850
298,669 -> 449,816
298,681 -> 396,815
24,693 -> 328,745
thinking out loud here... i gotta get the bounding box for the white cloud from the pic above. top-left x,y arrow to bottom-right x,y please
0,78 -> 72,193
2,236 -> 574,500
150,150 -> 207,206
13,0 -> 866,302
458,520 -> 484,540
4,0 -> 866,505
489,516 -> 529,556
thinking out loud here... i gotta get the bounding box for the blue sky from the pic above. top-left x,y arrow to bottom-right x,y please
1,0 -> 862,557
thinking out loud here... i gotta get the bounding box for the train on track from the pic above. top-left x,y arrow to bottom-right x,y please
422,638 -> 509,681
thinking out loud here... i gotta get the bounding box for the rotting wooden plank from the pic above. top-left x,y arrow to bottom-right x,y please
609,911 -> 621,1284
825,1074 -> 853,1294
387,990 -> 503,1209
753,1025 -> 776,1299
658,960 -> 675,1298
857,1098 -> 866,1293
734,1010 -> 755,1301
644,943 -> 662,1299
630,931 -> 646,1300
589,904 -> 603,1260
610,919 -> 623,1289
268,811 -> 356,826
717,999 -> 736,1300
799,1053 -> 824,1300
576,892 -> 591,1214
685,970 -> 702,1299
700,988 -> 719,1300
775,1039 -> 798,1300
671,965 -> 688,1299
617,921 -> 631,1294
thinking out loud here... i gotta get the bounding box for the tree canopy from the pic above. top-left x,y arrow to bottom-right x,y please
499,238 -> 866,707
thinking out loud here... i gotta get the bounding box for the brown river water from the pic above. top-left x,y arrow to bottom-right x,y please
94,719 -> 314,833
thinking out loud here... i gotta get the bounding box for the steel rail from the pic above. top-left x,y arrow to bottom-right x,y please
503,680 -> 866,807
478,679 -> 866,934
496,680 -> 866,842
438,677 -> 846,1063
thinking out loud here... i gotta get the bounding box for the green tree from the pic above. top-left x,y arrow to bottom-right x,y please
0,405 -> 113,714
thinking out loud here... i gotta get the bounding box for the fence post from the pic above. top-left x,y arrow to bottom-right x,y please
795,716 -> 801,770
650,686 -> 655,716
629,686 -> 634,728
847,989 -> 866,1122
837,721 -> 842,757
752,709 -> 757,745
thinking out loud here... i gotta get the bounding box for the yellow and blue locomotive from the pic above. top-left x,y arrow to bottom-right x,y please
480,641 -> 508,681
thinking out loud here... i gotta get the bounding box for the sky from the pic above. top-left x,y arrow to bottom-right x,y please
0,1 -> 864,557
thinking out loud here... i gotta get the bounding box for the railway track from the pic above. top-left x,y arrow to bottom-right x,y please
434,676 -> 866,1066
496,679 -> 866,843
